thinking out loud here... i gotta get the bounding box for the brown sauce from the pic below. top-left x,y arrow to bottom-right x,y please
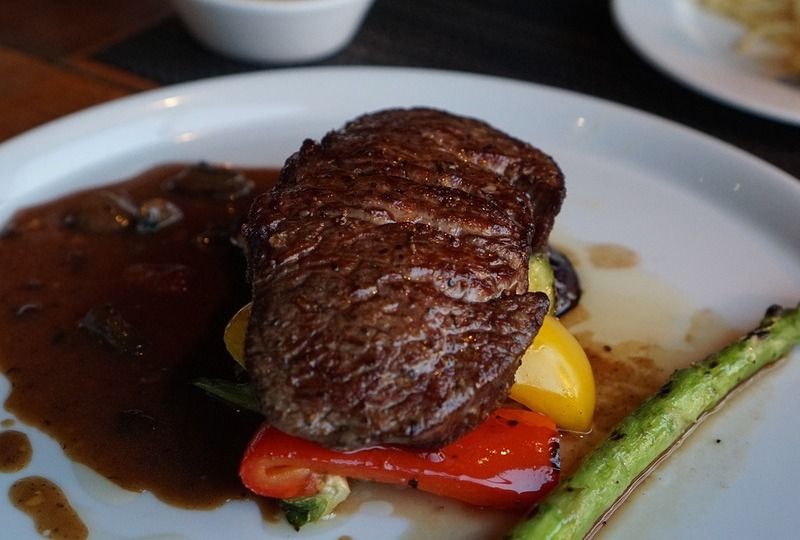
557,299 -> 742,477
0,430 -> 32,473
0,164 -> 277,508
559,332 -> 667,476
9,476 -> 88,540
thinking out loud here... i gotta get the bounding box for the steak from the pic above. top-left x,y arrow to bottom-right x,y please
243,108 -> 565,450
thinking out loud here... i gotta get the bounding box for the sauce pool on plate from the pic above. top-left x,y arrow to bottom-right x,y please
0,164 -> 277,508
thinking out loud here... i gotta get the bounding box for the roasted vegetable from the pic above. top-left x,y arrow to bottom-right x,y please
507,303 -> 800,540
240,409 -> 560,512
528,248 -> 583,316
279,475 -> 351,530
79,304 -> 146,356
223,303 -> 250,366
521,253 -> 594,431
528,253 -> 556,313
136,198 -> 183,234
62,191 -> 137,234
510,315 -> 595,432
162,162 -> 254,200
549,247 -> 581,316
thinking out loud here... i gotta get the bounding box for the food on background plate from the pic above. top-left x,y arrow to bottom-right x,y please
699,0 -> 800,74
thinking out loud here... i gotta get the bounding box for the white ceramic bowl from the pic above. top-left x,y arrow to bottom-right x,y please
171,0 -> 375,64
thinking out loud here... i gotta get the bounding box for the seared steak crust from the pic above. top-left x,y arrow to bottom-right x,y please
243,108 -> 564,449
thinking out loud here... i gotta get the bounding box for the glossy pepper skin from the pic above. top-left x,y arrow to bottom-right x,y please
511,315 -> 596,432
240,408 -> 560,510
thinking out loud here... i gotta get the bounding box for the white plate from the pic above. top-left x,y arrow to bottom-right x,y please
0,67 -> 799,540
613,0 -> 800,125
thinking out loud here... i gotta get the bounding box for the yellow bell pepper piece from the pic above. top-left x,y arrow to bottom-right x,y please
510,315 -> 595,432
224,303 -> 251,367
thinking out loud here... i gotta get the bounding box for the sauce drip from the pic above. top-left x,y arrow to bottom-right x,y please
0,164 -> 278,508
0,430 -> 32,472
587,243 -> 640,269
9,476 -> 88,540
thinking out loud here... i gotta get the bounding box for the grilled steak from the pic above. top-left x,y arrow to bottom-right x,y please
243,108 -> 565,450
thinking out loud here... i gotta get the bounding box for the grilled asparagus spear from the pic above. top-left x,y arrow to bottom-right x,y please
508,303 -> 800,540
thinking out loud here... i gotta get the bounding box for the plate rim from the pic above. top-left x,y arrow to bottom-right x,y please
0,65 -> 797,186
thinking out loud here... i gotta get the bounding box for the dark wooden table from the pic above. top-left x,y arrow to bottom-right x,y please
1,0 -> 798,179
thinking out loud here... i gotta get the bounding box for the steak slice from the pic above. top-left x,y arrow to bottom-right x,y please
243,108 -> 564,449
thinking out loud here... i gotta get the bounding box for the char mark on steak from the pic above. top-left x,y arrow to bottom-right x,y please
243,108 -> 565,450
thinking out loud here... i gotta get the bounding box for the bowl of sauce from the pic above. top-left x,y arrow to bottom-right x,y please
171,0 -> 375,63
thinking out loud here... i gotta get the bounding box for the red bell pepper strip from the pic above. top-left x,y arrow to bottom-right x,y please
240,408 -> 560,510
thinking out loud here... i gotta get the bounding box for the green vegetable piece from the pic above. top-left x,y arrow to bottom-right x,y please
192,378 -> 260,413
507,303 -> 800,540
280,475 -> 351,530
528,253 -> 556,314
